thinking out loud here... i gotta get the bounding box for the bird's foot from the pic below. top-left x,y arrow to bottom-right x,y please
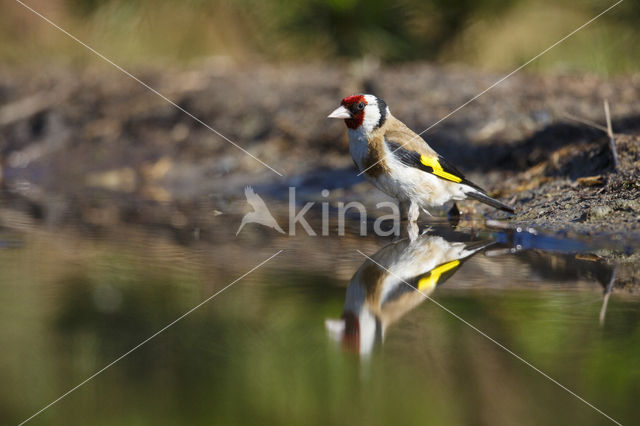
408,221 -> 419,241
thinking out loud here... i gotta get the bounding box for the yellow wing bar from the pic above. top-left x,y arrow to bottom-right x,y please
417,260 -> 461,291
420,155 -> 462,183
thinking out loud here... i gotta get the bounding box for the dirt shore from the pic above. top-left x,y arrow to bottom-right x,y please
0,62 -> 639,239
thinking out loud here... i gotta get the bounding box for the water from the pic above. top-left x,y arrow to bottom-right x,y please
0,193 -> 638,425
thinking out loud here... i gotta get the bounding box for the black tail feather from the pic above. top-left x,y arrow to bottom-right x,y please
466,191 -> 515,214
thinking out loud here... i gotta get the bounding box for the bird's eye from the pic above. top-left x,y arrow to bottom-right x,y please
357,102 -> 365,111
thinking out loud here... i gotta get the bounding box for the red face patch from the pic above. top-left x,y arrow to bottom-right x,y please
341,95 -> 367,130
341,311 -> 360,353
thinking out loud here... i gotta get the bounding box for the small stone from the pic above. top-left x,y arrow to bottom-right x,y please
85,167 -> 136,192
588,205 -> 612,220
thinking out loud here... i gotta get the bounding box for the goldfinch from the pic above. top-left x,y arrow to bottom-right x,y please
325,232 -> 494,355
328,94 -> 514,234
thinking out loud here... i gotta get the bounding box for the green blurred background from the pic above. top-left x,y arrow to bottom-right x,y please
2,226 -> 639,425
2,2 -> 640,424
3,0 -> 640,74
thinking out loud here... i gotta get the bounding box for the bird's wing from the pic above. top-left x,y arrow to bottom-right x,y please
385,139 -> 486,193
381,117 -> 437,157
408,259 -> 462,291
382,240 -> 496,302
381,258 -> 462,305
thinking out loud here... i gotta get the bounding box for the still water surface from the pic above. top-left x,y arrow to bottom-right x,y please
0,196 -> 638,425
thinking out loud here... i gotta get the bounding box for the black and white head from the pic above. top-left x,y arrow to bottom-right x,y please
328,94 -> 390,135
325,310 -> 380,356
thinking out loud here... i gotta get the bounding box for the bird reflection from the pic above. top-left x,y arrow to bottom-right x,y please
326,230 -> 494,356
327,224 -> 622,356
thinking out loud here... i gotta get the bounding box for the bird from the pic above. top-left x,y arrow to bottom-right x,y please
236,186 -> 285,235
325,230 -> 494,356
328,94 -> 514,238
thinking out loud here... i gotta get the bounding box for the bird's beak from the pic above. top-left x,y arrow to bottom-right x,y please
327,105 -> 352,119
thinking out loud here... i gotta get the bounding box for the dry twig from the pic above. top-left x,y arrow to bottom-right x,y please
604,99 -> 620,172
599,266 -> 617,326
560,111 -> 607,133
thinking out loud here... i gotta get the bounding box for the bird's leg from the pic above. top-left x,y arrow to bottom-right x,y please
407,200 -> 420,222
399,200 -> 410,220
407,201 -> 419,241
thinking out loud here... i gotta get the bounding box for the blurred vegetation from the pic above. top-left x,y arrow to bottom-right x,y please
1,0 -> 640,73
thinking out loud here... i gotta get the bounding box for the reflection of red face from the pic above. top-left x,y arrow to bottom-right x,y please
341,95 -> 367,130
341,312 -> 360,353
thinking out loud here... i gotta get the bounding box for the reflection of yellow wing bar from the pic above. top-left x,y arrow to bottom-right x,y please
418,260 -> 461,291
420,156 -> 462,183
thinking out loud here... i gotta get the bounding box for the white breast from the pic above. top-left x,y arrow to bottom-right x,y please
348,128 -> 469,207
348,128 -> 369,171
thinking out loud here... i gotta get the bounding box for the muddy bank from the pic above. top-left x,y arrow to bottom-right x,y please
0,62 -> 639,239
